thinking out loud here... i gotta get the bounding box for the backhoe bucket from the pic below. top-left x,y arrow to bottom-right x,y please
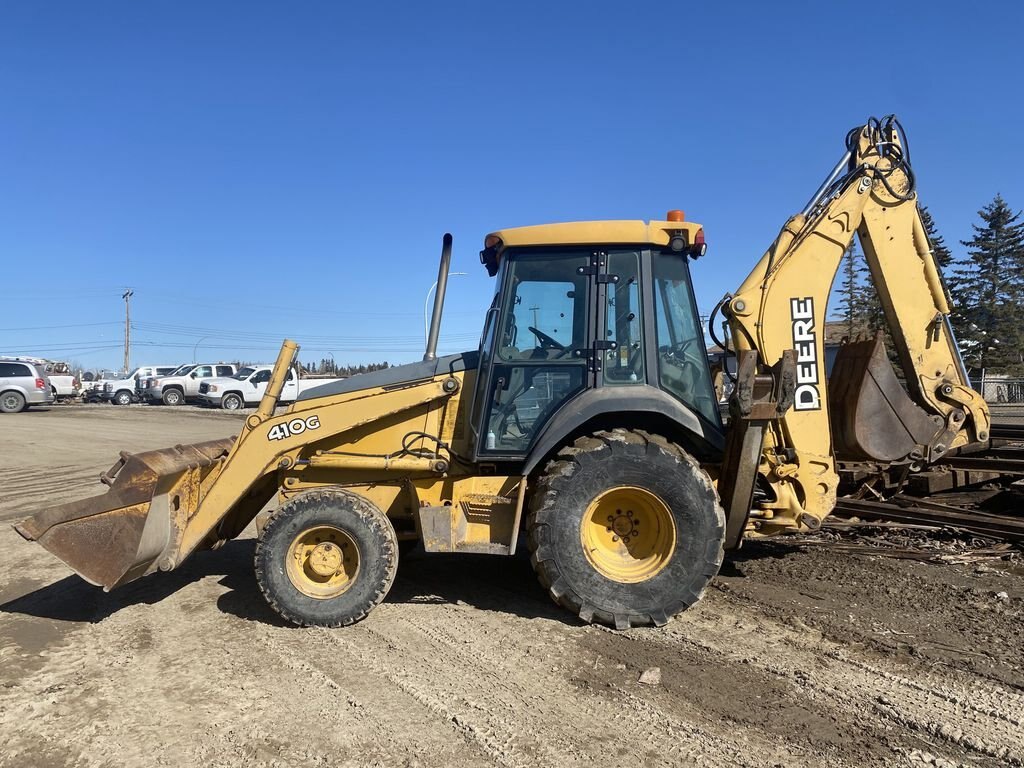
828,336 -> 941,463
14,438 -> 236,590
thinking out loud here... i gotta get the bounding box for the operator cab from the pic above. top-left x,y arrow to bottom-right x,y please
470,214 -> 720,462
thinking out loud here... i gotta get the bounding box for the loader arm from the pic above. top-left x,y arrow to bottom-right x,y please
16,340 -> 462,589
723,116 -> 989,536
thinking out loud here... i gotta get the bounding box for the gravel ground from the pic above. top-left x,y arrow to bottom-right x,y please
1,404 -> 1022,767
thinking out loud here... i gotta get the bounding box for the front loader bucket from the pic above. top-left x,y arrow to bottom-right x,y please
828,336 -> 941,463
14,438 -> 236,590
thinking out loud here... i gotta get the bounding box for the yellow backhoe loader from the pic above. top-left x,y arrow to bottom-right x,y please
16,115 -> 994,629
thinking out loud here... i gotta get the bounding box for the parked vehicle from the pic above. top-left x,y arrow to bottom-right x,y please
141,363 -> 237,405
0,359 -> 53,413
43,361 -> 79,401
1,357 -> 78,402
139,364 -> 195,397
198,365 -> 340,409
80,370 -> 119,402
99,365 -> 179,405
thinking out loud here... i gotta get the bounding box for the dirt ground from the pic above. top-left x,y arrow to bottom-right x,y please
1,404 -> 1022,767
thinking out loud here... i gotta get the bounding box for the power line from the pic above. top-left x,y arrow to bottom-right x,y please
0,341 -> 126,351
130,321 -> 479,345
0,321 -> 121,332
132,338 -> 473,353
1,344 -> 124,356
137,291 -> 484,319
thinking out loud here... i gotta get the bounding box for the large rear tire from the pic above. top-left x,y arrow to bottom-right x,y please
255,489 -> 399,627
527,429 -> 724,629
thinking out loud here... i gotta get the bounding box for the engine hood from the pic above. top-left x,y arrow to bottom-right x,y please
298,351 -> 478,401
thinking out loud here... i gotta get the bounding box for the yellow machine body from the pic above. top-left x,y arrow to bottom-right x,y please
16,342 -> 525,589
15,116 -> 992,626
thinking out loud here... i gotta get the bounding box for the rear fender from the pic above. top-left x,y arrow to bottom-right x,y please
522,386 -> 725,477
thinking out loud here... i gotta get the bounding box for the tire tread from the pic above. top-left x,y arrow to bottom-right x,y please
254,489 -> 398,628
526,428 -> 725,629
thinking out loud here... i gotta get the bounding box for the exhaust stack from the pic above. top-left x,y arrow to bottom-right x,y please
423,233 -> 453,362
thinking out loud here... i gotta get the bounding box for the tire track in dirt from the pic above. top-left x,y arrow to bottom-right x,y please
0,466 -> 101,521
628,600 -> 1024,765
252,623 -> 494,767
321,618 -> 532,767
312,601 -> 836,768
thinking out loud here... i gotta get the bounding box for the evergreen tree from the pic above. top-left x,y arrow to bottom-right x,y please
829,242 -> 885,337
834,243 -> 860,337
951,194 -> 1024,373
853,255 -> 885,334
919,206 -> 953,272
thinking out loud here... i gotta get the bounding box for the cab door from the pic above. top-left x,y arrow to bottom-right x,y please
475,249 -> 595,459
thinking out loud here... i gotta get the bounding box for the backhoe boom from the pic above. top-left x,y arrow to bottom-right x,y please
721,115 -> 989,537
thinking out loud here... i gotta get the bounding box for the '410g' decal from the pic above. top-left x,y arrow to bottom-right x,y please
267,415 -> 321,441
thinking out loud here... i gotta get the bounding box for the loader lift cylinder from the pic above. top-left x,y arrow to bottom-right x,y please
253,339 -> 299,424
423,233 -> 453,362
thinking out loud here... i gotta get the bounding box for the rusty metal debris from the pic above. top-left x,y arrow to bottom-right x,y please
792,518 -> 1021,564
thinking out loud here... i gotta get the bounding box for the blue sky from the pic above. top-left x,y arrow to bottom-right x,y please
2,2 -> 1022,372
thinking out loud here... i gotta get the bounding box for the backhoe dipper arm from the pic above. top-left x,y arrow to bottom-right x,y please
723,116 -> 989,534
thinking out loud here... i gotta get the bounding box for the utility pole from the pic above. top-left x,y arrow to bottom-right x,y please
529,306 -> 540,328
122,289 -> 134,372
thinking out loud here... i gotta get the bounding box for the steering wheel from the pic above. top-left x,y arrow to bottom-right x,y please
675,338 -> 701,357
529,326 -> 566,351
663,337 -> 705,378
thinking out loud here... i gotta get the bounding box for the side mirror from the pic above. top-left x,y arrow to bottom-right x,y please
189,371 -> 197,379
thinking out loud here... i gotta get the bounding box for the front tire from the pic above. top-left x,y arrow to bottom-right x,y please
113,390 -> 133,406
161,389 -> 184,406
527,429 -> 725,629
255,489 -> 399,627
222,393 -> 243,410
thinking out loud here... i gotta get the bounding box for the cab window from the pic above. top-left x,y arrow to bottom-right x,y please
497,254 -> 589,360
651,252 -> 718,423
480,251 -> 590,455
603,250 -> 644,385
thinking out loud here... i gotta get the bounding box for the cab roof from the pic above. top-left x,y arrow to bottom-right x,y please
485,218 -> 704,251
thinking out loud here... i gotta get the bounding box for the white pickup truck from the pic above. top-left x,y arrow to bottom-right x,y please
198,365 -> 341,410
141,363 -> 237,406
47,362 -> 79,402
97,364 -> 180,405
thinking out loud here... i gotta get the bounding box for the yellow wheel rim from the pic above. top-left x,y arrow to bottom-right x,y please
286,525 -> 360,599
580,486 -> 676,583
